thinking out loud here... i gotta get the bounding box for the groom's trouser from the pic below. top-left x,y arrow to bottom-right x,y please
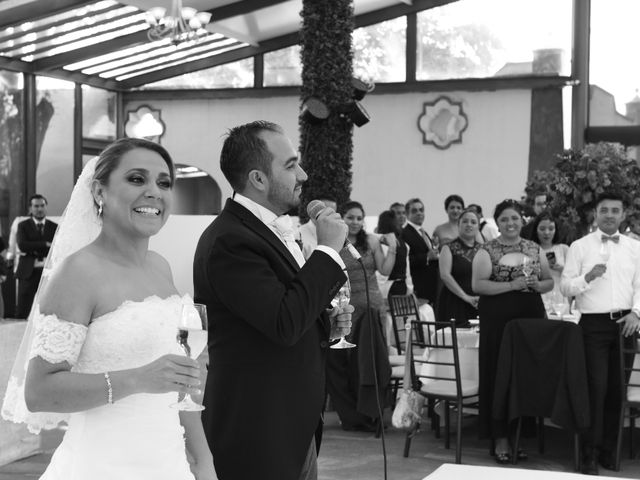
298,438 -> 317,480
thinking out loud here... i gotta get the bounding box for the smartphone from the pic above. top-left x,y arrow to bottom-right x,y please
546,251 -> 556,263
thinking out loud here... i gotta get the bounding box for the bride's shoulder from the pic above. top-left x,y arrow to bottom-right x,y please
39,249 -> 100,325
147,250 -> 173,282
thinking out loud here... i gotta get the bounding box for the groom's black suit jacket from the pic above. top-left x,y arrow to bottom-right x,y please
194,199 -> 346,480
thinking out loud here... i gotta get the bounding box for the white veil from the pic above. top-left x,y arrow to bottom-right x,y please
1,157 -> 102,433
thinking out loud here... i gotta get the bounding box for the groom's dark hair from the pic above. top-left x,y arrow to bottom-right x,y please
220,120 -> 284,192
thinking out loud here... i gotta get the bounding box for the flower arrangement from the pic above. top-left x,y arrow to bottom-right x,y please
525,142 -> 640,243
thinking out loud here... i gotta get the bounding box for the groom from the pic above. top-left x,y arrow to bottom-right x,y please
194,121 -> 352,480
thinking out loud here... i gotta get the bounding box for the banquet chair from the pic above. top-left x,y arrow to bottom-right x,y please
494,318 -> 588,470
388,294 -> 423,400
615,332 -> 640,470
404,319 -> 479,464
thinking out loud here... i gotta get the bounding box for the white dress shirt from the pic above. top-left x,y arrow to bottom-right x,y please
560,229 -> 640,313
233,194 -> 345,269
298,221 -> 317,260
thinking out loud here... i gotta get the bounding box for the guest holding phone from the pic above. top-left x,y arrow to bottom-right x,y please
528,211 -> 570,313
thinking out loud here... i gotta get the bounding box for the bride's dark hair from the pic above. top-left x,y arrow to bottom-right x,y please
93,137 -> 175,187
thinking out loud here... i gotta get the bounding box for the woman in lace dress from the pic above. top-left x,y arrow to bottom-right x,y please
472,199 -> 554,464
437,208 -> 482,327
326,201 -> 395,431
2,138 -> 216,480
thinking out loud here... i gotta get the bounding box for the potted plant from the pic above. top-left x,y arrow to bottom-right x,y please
525,142 -> 640,244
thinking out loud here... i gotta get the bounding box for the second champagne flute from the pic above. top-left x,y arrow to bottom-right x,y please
330,276 -> 355,349
171,302 -> 208,411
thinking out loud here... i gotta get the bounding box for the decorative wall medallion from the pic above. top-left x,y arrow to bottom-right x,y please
124,105 -> 165,143
417,96 -> 468,149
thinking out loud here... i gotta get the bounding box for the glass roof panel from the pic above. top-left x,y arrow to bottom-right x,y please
64,39 -> 175,72
115,43 -> 248,81
4,13 -> 147,59
102,38 -> 241,78
21,22 -> 149,61
0,1 -> 120,42
80,34 -> 226,75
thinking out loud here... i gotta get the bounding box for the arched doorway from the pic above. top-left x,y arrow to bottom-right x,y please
173,164 -> 222,215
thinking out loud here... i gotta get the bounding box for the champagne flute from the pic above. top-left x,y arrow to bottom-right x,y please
171,303 -> 208,411
599,241 -> 611,263
521,255 -> 534,278
330,277 -> 356,349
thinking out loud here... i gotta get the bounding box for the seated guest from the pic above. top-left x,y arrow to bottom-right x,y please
560,191 -> 640,475
468,203 -> 499,243
528,211 -> 570,312
326,201 -> 394,432
433,194 -> 465,246
437,208 -> 482,327
472,199 -> 553,464
299,196 -> 337,259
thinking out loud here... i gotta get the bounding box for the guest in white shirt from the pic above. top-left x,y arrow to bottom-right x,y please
560,191 -> 640,475
299,196 -> 337,259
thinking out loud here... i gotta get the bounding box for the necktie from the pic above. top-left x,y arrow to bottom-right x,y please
601,234 -> 620,244
419,227 -> 432,249
37,222 -> 44,236
272,215 -> 305,267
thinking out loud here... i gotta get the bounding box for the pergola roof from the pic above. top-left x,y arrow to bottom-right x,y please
0,0 -> 456,91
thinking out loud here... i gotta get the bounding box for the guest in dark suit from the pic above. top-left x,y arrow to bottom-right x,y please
194,121 -> 352,480
401,197 -> 439,305
16,194 -> 57,319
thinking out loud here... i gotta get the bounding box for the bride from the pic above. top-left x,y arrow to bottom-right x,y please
1,138 -> 217,479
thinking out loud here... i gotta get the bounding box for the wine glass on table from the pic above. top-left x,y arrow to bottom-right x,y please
171,303 -> 208,411
330,277 -> 356,349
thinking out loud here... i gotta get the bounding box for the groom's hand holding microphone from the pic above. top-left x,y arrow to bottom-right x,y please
307,200 -> 354,340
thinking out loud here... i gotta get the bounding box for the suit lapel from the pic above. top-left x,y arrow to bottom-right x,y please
224,199 -> 300,273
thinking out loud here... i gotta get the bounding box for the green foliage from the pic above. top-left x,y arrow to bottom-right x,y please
298,0 -> 354,220
525,143 -> 640,243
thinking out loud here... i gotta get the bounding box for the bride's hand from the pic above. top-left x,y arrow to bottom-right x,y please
135,354 -> 202,396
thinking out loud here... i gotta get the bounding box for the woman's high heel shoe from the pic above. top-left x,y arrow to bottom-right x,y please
494,451 -> 511,464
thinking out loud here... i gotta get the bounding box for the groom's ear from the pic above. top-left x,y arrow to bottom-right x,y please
247,169 -> 268,192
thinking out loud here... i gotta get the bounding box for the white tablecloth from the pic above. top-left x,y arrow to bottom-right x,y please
424,463 -> 624,480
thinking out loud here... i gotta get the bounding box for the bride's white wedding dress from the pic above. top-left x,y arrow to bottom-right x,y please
40,294 -> 198,480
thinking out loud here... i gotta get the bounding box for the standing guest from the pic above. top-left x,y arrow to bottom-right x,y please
2,138 -> 216,479
521,192 -> 547,239
326,201 -> 394,432
376,210 -> 409,298
433,194 -> 465,246
299,196 -> 338,259
528,211 -> 570,311
623,212 -> 640,241
193,121 -> 352,480
402,198 -> 439,306
0,235 -> 7,318
437,208 -> 482,327
560,191 -> 640,475
15,195 -> 57,319
389,202 -> 407,229
468,203 -> 499,243
472,199 -> 553,464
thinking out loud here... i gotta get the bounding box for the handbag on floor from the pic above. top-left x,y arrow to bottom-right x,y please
391,320 -> 424,430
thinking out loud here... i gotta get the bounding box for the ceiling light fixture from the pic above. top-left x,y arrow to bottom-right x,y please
145,0 -> 212,45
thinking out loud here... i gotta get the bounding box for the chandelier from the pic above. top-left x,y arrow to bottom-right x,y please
145,0 -> 212,45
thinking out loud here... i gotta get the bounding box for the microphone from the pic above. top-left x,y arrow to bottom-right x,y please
307,200 -> 361,260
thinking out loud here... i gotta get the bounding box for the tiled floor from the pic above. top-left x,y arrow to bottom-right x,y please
1,411 -> 639,480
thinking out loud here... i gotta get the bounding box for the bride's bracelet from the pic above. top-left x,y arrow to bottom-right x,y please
104,372 -> 113,404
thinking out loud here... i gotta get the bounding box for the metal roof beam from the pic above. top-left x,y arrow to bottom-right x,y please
0,55 -> 123,91
206,0 -> 291,22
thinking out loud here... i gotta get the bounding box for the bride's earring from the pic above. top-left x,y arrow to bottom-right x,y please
98,200 -> 104,217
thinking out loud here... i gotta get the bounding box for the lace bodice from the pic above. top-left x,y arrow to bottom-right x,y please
482,238 -> 541,282
448,237 -> 482,264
